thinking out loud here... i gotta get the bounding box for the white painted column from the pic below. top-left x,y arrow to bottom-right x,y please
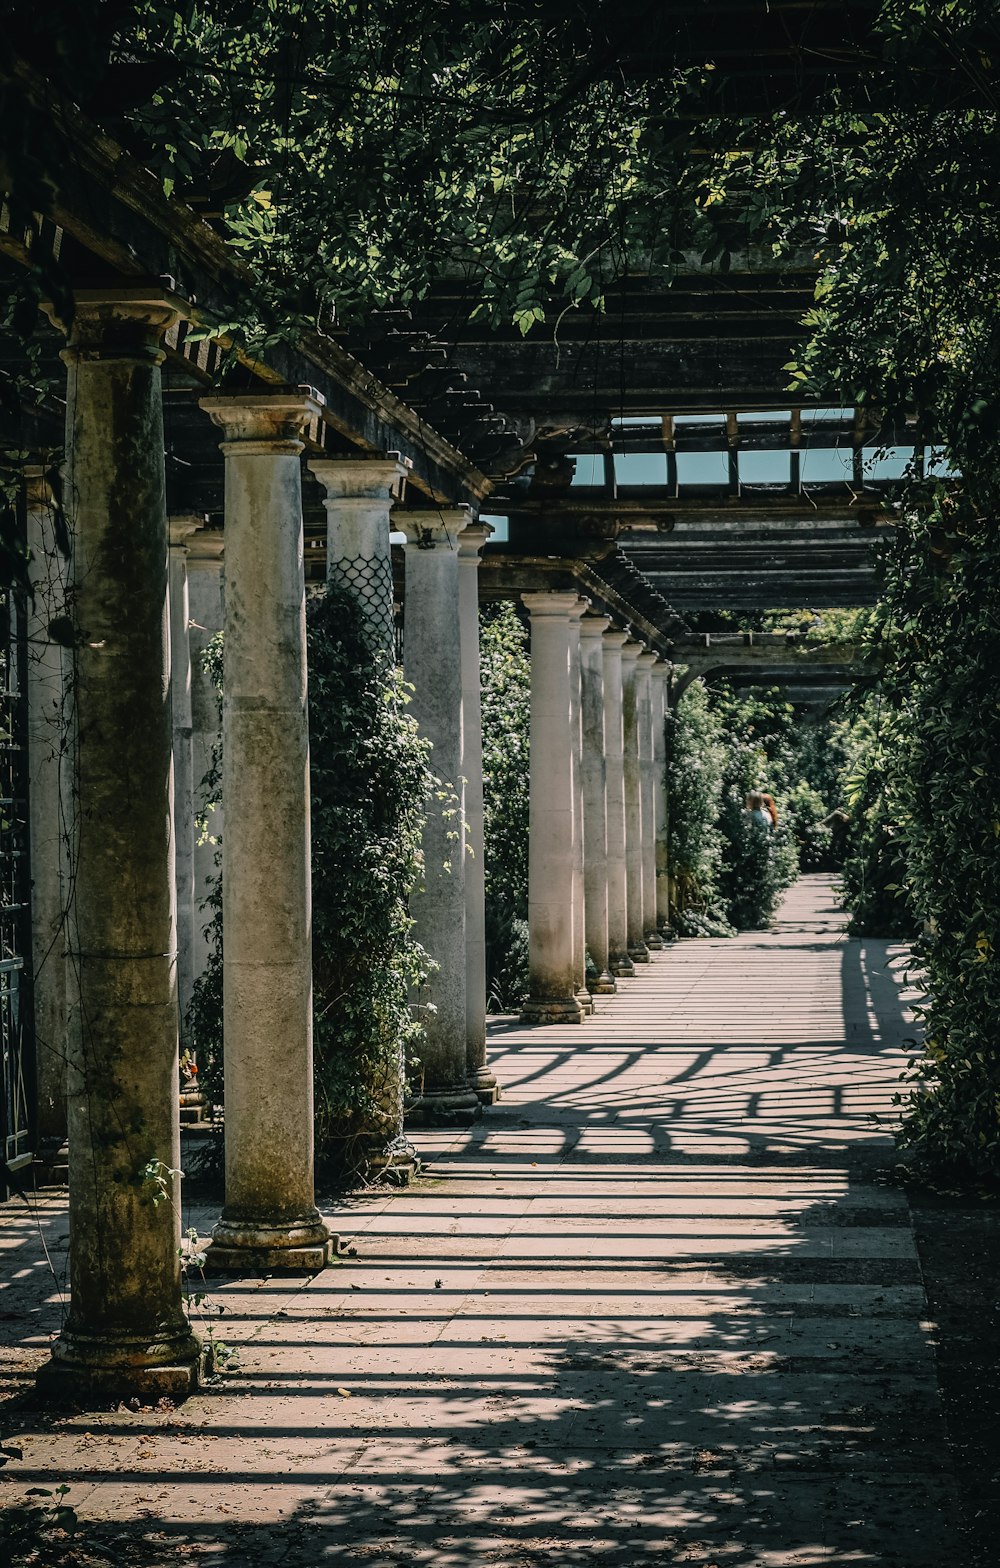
39,289 -> 201,1401
458,521 -> 499,1104
200,392 -> 332,1272
579,614 -> 615,994
25,467 -> 69,1155
186,529 -> 224,990
400,509 -> 480,1122
621,640 -> 650,964
308,457 -> 408,652
650,661 -> 672,936
520,591 -> 584,1024
568,598 -> 593,1016
637,651 -> 663,951
602,628 -> 634,978
168,516 -> 204,1047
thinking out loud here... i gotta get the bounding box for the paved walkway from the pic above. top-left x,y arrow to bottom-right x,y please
0,875 -> 958,1565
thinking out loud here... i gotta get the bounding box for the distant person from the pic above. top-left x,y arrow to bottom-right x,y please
821,807 -> 851,862
761,792 -> 779,827
744,790 -> 772,830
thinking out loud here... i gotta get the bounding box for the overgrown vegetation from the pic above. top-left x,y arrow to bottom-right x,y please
480,604 -> 530,1012
187,583 -> 432,1177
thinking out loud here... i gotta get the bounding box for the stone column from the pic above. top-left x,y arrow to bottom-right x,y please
186,529 -> 225,992
25,467 -> 69,1156
199,392 -> 332,1272
602,628 -> 634,978
39,288 -> 201,1400
458,521 -> 499,1104
637,651 -> 663,951
650,661 -> 672,935
168,516 -> 204,1049
621,640 -> 649,964
400,509 -> 480,1122
568,599 -> 593,1016
520,592 -> 584,1023
308,457 -> 408,653
579,614 -> 615,994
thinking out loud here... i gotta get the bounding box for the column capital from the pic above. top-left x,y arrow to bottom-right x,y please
637,649 -> 659,670
457,520 -> 494,560
168,513 -> 206,550
580,613 -> 612,640
395,507 -> 472,550
309,456 -> 410,502
602,627 -> 629,652
621,639 -> 644,665
521,589 -> 583,618
61,285 -> 188,365
567,595 -> 590,624
199,389 -> 325,454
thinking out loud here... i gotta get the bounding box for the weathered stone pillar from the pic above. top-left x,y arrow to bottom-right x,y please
637,651 -> 663,951
520,592 -> 584,1023
602,628 -> 634,978
200,391 -> 332,1272
621,639 -> 649,964
168,516 -> 204,1047
186,528 -> 224,991
650,660 -> 672,935
400,509 -> 480,1121
579,614 -> 615,994
458,521 -> 499,1103
308,457 -> 408,653
25,467 -> 69,1157
39,288 -> 201,1399
568,599 -> 593,1016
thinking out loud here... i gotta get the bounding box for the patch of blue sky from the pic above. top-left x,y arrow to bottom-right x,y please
863,445 -> 912,479
801,406 -> 854,422
737,410 -> 792,423
800,446 -> 853,482
570,453 -> 605,486
739,450 -> 790,484
614,452 -> 668,486
676,450 -> 729,484
481,514 -> 509,542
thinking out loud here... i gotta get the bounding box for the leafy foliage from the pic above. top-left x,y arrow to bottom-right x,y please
308,584 -> 431,1171
480,603 -> 530,1012
186,585 -> 432,1176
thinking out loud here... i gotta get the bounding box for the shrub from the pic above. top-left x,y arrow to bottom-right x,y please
480,603 -> 531,1011
186,583 -> 433,1178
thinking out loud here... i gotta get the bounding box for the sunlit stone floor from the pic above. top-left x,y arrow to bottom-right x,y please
0,875 -> 959,1565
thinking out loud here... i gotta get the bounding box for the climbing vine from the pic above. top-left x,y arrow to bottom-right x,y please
187,583 -> 432,1177
480,603 -> 531,1012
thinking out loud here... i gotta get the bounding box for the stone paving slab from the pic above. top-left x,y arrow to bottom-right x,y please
0,876 -> 959,1564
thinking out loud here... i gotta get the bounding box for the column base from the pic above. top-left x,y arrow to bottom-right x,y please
32,1138 -> 69,1187
628,942 -> 651,964
645,931 -> 665,951
471,1066 -> 501,1106
588,971 -> 617,995
520,995 -> 584,1025
576,989 -> 595,1016
205,1213 -> 336,1275
179,1087 -> 209,1126
37,1325 -> 204,1405
405,1086 -> 483,1128
610,953 -> 636,979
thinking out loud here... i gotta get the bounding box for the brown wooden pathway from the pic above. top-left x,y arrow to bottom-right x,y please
0,874 -> 958,1565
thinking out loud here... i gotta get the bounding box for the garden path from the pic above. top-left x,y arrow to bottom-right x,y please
0,874 -> 959,1565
